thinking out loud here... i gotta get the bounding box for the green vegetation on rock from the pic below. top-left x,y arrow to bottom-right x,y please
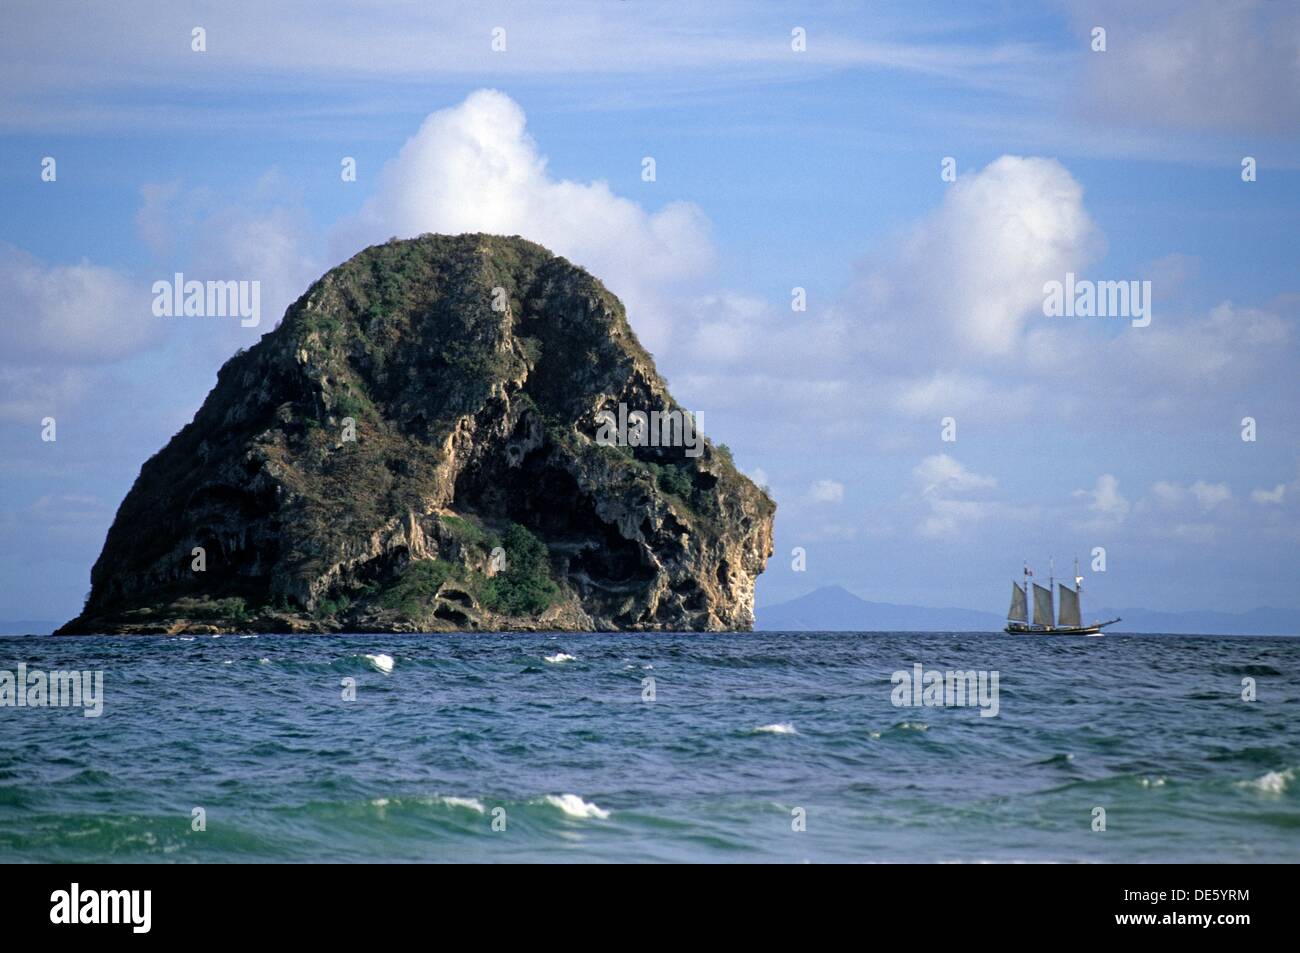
379,559 -> 463,617
478,523 -> 559,616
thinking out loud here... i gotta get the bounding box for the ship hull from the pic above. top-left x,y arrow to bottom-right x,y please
1005,619 -> 1119,636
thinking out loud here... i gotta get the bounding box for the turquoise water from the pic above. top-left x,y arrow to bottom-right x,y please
1,631 -> 1296,862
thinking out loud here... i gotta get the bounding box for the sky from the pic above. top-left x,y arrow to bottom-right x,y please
1,0 -> 1298,622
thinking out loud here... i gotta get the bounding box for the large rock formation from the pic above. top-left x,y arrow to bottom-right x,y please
57,235 -> 775,634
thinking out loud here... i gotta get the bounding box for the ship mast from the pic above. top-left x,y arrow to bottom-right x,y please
1074,557 -> 1083,619
1049,557 -> 1055,627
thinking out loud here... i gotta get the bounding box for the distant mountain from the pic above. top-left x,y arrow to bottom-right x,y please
755,586 -> 1299,635
0,620 -> 58,636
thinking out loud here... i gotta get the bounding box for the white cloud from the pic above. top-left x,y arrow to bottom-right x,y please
685,294 -> 772,364
1150,479 -> 1232,511
0,366 -> 88,424
135,171 -> 321,343
857,156 -> 1101,359
913,453 -> 997,497
808,479 -> 845,504
1075,473 -> 1129,523
1151,480 -> 1187,509
0,5 -> 1055,133
911,454 -> 998,538
917,498 -> 995,540
335,89 -> 713,353
1069,0 -> 1300,133
891,371 -> 1037,422
1189,480 -> 1231,511
1252,484 -> 1286,505
0,245 -> 155,365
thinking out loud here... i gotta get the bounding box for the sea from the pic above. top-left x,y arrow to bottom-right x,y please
1,631 -> 1296,863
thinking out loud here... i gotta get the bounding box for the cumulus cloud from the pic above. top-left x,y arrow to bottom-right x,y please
808,479 -> 845,504
1190,481 -> 1232,510
0,245 -> 155,365
911,454 -> 998,538
857,155 -> 1101,359
1151,480 -> 1186,509
1252,484 -> 1286,505
1149,479 -> 1232,512
1074,473 -> 1129,525
914,453 -> 997,497
335,89 -> 713,352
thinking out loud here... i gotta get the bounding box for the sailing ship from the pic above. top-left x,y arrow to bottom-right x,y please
1005,558 -> 1120,636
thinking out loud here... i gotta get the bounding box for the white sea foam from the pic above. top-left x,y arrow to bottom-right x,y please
440,796 -> 486,813
754,723 -> 797,735
544,652 -> 576,664
543,794 -> 610,819
1238,768 -> 1293,795
372,795 -> 486,813
365,653 -> 395,674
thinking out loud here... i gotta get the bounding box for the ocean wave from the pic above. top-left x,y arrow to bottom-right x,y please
753,723 -> 797,735
1033,753 -> 1075,766
365,653 -> 395,674
543,652 -> 576,664
1237,768 -> 1294,795
541,794 -> 610,819
439,796 -> 487,813
370,795 -> 486,813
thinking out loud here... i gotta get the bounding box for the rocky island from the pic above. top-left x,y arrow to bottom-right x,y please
56,235 -> 775,634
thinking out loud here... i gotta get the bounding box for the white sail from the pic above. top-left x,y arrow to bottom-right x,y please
1008,583 -> 1028,622
1058,583 -> 1081,628
1032,583 -> 1054,626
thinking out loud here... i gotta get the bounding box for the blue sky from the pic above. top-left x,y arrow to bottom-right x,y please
2,1 -> 1298,621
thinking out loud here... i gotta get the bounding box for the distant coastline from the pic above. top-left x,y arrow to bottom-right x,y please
755,585 -> 1300,636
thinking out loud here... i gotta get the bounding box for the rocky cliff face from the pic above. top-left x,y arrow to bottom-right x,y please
57,234 -> 775,634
